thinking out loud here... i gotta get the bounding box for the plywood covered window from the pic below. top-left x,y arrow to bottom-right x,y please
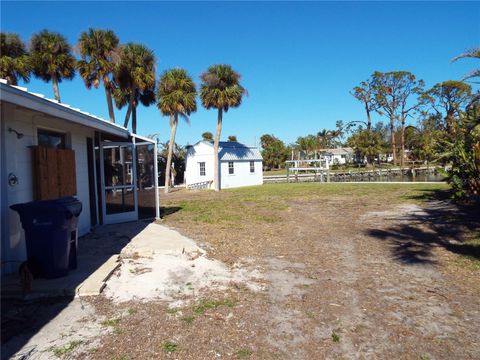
31,145 -> 77,200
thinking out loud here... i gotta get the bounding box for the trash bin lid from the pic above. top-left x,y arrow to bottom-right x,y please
10,197 -> 82,220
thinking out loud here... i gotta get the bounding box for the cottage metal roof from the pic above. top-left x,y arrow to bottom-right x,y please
219,142 -> 263,161
188,141 -> 262,161
0,79 -> 129,137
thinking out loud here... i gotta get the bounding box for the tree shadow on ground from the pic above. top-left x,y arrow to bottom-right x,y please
160,206 -> 182,219
367,189 -> 480,265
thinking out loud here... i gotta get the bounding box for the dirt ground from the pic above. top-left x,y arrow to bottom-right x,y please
5,184 -> 480,359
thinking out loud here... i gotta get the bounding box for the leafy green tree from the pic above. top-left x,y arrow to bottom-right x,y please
29,30 -> 76,102
351,79 -> 378,130
77,28 -> 120,123
0,32 -> 30,85
115,43 -> 156,133
372,71 -> 424,167
200,64 -> 245,191
347,129 -> 384,164
439,101 -> 480,198
451,48 -> 480,83
227,135 -> 238,142
157,68 -> 197,193
202,132 -> 213,141
422,80 -> 472,134
295,134 -> 317,159
260,134 -> 288,169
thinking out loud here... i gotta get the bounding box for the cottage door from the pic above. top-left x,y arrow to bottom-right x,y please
100,142 -> 138,224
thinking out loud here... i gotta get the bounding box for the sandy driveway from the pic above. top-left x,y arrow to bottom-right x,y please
4,185 -> 480,359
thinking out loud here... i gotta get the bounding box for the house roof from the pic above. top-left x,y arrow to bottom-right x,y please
320,147 -> 354,156
190,140 -> 263,161
0,80 -> 129,138
219,141 -> 262,161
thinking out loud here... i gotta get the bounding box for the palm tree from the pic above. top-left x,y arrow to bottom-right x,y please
202,132 -> 213,141
200,64 -> 245,191
113,86 -> 156,134
0,32 -> 31,85
115,43 -> 156,133
77,28 -> 120,122
29,30 -> 76,102
157,68 -> 197,193
452,48 -> 480,83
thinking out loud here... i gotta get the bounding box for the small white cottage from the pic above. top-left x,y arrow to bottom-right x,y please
320,147 -> 354,165
185,141 -> 263,189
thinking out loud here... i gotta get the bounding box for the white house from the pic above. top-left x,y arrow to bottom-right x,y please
0,80 -> 159,273
185,141 -> 263,189
320,147 -> 354,165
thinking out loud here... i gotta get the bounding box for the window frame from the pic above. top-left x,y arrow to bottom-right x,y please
36,127 -> 67,149
228,161 -> 234,175
199,162 -> 206,176
249,161 -> 255,173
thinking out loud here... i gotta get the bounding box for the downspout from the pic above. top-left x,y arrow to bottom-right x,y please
153,138 -> 160,220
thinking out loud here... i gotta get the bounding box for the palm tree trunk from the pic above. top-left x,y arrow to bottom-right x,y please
124,90 -> 135,128
104,78 -> 116,123
52,74 -> 61,103
213,108 -> 223,191
132,105 -> 137,134
165,114 -> 178,194
390,114 -> 396,165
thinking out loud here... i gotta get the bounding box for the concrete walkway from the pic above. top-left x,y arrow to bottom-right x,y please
2,221 -> 200,298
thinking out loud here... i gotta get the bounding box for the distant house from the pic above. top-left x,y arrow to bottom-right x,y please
320,147 -> 355,165
0,80 -> 159,273
185,141 -> 263,189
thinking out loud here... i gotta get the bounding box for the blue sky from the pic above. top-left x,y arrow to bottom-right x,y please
1,1 -> 479,146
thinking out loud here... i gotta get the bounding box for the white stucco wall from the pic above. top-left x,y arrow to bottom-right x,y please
220,160 -> 263,189
1,102 -> 94,267
185,142 -> 215,188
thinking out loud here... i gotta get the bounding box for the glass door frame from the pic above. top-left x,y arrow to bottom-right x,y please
99,141 -> 138,224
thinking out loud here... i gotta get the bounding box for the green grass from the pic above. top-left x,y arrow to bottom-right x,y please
263,169 -> 287,176
452,238 -> 480,271
181,315 -> 195,324
165,183 -> 450,225
51,340 -> 84,357
162,341 -> 178,353
165,308 -> 178,315
236,349 -> 253,358
331,330 -> 340,343
102,318 -> 122,334
192,298 -> 236,315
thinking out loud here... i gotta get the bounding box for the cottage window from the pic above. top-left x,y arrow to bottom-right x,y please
228,161 -> 234,174
37,128 -> 66,149
199,162 -> 206,176
250,161 -> 255,173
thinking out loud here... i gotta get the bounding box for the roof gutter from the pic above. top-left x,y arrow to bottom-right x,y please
0,82 -> 129,138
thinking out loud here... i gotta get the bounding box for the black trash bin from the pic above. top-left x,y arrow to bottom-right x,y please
10,197 -> 82,279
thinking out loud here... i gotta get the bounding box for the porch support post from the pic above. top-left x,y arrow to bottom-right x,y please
153,140 -> 160,220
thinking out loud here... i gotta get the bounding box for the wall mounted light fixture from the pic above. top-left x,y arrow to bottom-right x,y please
8,127 -> 24,139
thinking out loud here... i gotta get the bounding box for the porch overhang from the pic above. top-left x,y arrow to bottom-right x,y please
0,81 -> 129,138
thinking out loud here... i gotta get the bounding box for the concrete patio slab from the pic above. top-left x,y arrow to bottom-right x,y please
1,221 -> 202,299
